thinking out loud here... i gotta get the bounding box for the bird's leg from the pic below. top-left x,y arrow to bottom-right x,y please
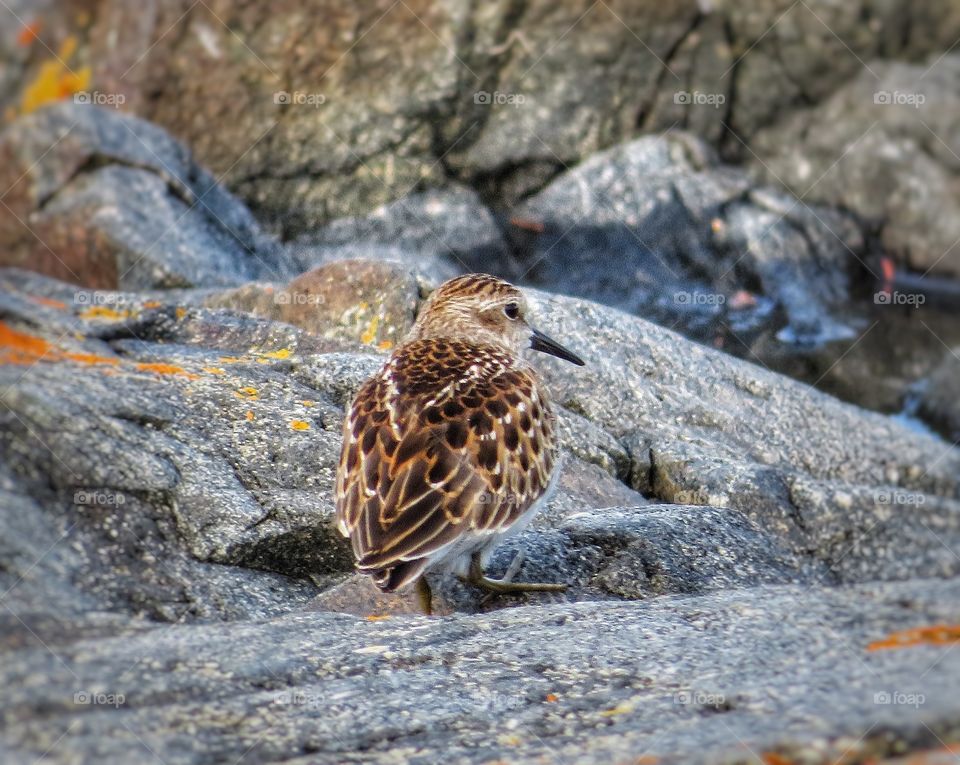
466,551 -> 567,593
415,576 -> 433,615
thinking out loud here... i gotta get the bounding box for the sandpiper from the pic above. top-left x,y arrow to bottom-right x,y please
335,274 -> 585,613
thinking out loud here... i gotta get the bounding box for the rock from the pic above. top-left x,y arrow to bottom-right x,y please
3,578 -> 960,764
291,186 -> 507,282
26,0 -> 949,233
4,266 -> 960,624
0,269 -> 345,620
506,133 -> 862,348
524,286 -> 960,582
205,260 -> 421,352
3,265 -> 960,762
0,103 -> 295,289
917,349 -> 960,443
749,57 -> 960,279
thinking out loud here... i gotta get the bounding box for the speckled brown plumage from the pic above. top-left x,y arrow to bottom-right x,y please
335,274 -> 584,605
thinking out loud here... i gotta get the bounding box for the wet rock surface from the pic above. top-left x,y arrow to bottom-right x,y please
504,134 -> 862,349
917,348 -> 960,443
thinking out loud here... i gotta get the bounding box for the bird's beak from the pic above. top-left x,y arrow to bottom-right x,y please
529,328 -> 585,366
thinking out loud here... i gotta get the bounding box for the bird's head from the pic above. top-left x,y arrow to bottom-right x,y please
410,274 -> 585,366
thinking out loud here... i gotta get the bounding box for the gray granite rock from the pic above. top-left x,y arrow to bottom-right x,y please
2,266 -> 960,763
3,579 -> 960,764
0,103 -> 295,289
24,0 -> 954,232
507,133 -> 863,348
750,56 -> 960,279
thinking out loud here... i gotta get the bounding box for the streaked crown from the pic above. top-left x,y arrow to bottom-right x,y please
410,274 -> 530,356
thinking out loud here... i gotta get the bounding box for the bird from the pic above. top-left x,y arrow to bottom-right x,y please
335,273 -> 585,614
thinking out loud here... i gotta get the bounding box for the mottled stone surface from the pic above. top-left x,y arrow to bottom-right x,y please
2,265 -> 960,762
0,103 -> 295,289
750,57 -> 960,279
3,579 -> 960,764
9,1 -> 960,233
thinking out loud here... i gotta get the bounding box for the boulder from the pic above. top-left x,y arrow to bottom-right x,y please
0,103 -> 295,289
2,265 -> 960,762
10,1 -> 960,232
506,133 -> 863,349
750,57 -> 960,279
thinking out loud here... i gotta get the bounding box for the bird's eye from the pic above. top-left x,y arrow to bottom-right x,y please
503,302 -> 520,320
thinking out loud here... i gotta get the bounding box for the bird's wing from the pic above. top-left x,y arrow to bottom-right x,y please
335,357 -> 555,585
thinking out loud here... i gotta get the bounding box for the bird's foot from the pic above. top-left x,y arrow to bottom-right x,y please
464,552 -> 567,595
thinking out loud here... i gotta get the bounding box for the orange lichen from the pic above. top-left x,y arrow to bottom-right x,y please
867,624 -> 960,651
135,362 -> 199,379
245,410 -> 255,421
0,320 -> 117,367
175,307 -> 187,320
0,320 -> 211,383
761,754 -> 793,765
365,615 -> 391,621
79,306 -> 130,321
234,386 -> 258,400
20,36 -> 91,114
300,400 -> 315,407
142,300 -> 162,309
203,367 -> 226,375
599,700 -> 635,717
258,348 -> 291,360
545,693 -> 558,703
66,351 -> 120,367
220,356 -> 243,364
377,339 -> 394,351
17,20 -> 42,47
290,420 -> 310,431
360,315 -> 379,345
